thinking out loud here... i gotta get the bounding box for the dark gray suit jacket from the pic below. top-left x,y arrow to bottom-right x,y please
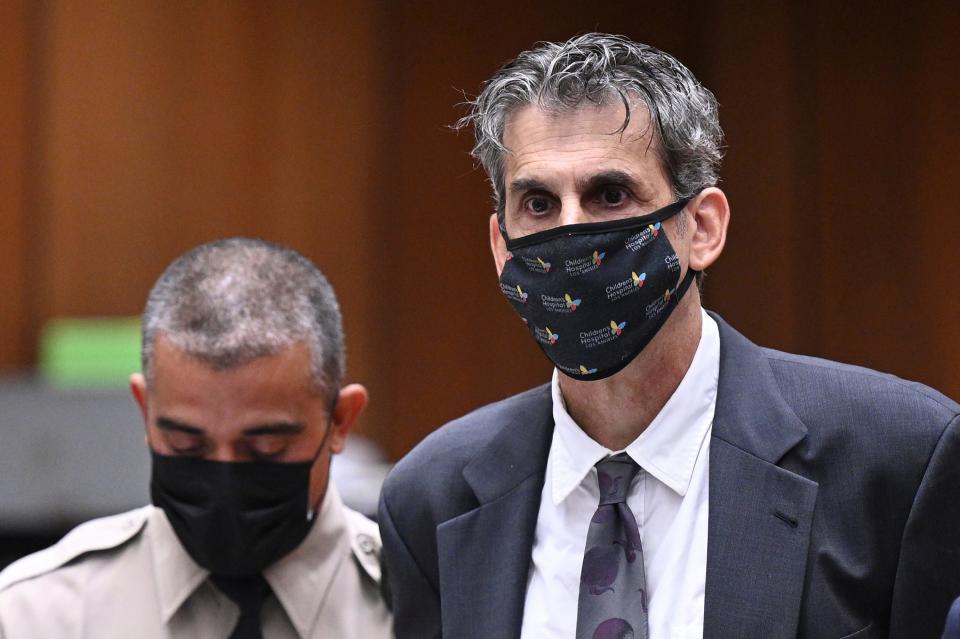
379,315 -> 960,638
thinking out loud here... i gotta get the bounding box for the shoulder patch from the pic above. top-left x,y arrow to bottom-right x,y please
0,506 -> 151,592
343,506 -> 382,584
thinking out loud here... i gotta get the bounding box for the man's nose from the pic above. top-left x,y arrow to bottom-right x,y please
557,196 -> 589,227
207,445 -> 244,463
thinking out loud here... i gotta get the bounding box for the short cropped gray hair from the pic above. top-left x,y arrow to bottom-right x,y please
141,238 -> 344,399
456,33 -> 724,216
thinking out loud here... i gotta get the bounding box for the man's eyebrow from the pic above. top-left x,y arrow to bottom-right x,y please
576,170 -> 643,193
509,177 -> 552,194
156,417 -> 204,436
241,422 -> 305,437
510,171 -> 655,199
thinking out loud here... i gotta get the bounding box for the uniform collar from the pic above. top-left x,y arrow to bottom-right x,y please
263,484 -> 352,639
147,506 -> 208,624
550,308 -> 719,504
149,485 -> 353,638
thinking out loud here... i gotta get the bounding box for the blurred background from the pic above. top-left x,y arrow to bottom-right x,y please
1,1 -> 958,567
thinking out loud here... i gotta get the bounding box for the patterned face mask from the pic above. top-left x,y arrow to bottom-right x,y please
498,198 -> 697,381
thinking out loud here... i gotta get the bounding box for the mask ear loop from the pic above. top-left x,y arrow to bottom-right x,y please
305,389 -> 339,463
305,389 -> 340,520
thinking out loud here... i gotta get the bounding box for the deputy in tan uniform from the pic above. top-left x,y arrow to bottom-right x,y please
0,238 -> 392,638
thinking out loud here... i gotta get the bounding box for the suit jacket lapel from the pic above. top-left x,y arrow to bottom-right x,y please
704,315 -> 819,638
437,385 -> 553,639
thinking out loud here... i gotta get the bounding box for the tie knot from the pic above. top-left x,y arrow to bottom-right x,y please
595,453 -> 639,505
212,574 -> 272,615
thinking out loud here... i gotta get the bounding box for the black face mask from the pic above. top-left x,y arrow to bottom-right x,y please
150,440 -> 325,576
498,198 -> 698,381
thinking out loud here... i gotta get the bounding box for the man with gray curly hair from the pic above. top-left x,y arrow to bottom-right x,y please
1,238 -> 392,638
380,33 -> 960,639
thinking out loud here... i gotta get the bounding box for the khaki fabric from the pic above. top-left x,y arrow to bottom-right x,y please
0,485 -> 391,638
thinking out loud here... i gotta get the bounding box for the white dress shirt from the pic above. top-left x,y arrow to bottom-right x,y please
520,309 -> 719,639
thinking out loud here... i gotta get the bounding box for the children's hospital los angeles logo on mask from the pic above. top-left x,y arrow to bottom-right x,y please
498,198 -> 697,381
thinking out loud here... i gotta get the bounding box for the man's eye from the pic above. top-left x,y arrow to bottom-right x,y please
248,436 -> 289,460
523,196 -> 552,215
599,186 -> 628,206
166,433 -> 206,456
170,443 -> 206,457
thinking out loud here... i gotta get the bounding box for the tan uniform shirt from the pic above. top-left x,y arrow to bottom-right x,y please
0,485 -> 391,638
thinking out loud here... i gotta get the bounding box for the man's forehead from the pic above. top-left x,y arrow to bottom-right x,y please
501,103 -> 661,182
500,103 -> 666,194
502,101 -> 655,154
149,334 -> 314,387
146,336 -> 323,423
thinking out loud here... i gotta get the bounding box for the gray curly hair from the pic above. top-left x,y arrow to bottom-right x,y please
455,33 -> 724,218
141,237 -> 344,400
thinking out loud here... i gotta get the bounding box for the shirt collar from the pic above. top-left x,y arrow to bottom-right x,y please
148,506 -> 209,624
149,485 -> 353,638
550,308 -> 720,504
263,483 -> 352,639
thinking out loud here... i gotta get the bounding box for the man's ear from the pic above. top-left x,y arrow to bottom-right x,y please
327,383 -> 368,454
687,187 -> 730,272
130,373 -> 150,445
490,213 -> 510,276
130,373 -> 149,419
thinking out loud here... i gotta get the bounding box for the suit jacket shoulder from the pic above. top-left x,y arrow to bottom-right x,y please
763,345 -> 958,425
382,383 -> 552,524
379,384 -> 554,638
760,345 -> 958,502
944,596 -> 960,638
707,314 -> 960,638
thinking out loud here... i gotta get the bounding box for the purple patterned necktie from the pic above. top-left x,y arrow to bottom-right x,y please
575,453 -> 648,639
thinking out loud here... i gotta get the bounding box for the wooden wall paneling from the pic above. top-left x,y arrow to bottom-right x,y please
238,1 -> 388,440
38,1 -> 178,319
686,1 -> 960,401
31,2 -> 386,435
37,2 -> 287,318
0,0 -> 28,370
688,1 -> 802,351
913,3 -> 960,400
807,3 -> 942,384
783,1 -> 829,359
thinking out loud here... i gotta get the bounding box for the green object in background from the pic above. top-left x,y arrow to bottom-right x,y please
40,317 -> 142,387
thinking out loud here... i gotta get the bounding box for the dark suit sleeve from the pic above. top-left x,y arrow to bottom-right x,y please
943,597 -> 960,639
378,489 -> 442,639
889,415 -> 960,638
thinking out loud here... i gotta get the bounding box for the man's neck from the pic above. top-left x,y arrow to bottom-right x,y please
557,293 -> 703,451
